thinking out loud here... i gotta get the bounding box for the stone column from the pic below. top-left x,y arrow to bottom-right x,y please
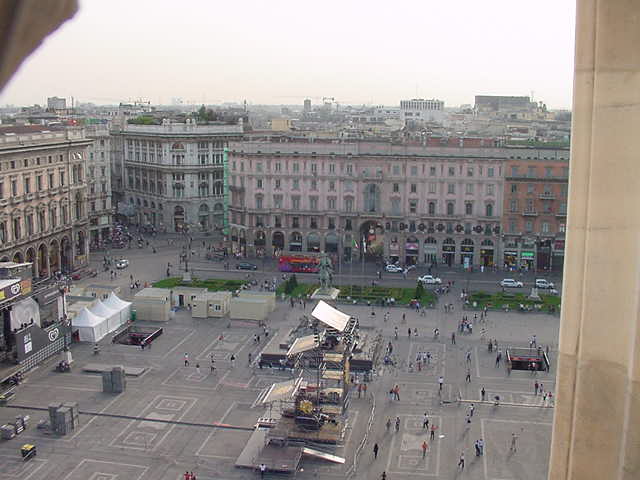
549,1 -> 640,479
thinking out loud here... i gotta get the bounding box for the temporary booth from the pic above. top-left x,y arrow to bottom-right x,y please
133,288 -> 171,322
72,307 -> 108,342
171,286 -> 207,309
238,291 -> 276,312
230,297 -> 269,322
103,292 -> 132,326
69,284 -> 122,300
89,300 -> 120,333
192,291 -> 232,318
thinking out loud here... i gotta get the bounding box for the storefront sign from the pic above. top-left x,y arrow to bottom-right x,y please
521,251 -> 535,258
504,251 -> 517,256
405,242 -> 419,250
461,246 -> 474,253
554,240 -> 565,251
424,245 -> 437,253
442,246 -> 455,253
0,279 -> 22,302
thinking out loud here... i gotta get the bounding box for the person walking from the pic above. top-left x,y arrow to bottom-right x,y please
466,350 -> 472,364
381,472 -> 387,480
407,328 -> 412,338
230,354 -> 236,368
430,424 -> 437,441
259,463 -> 266,478
395,416 -> 400,432
393,385 -> 400,401
510,433 -> 518,452
438,376 -> 444,392
248,352 -> 252,366
421,440 -> 428,458
451,332 -> 456,345
481,386 -> 486,401
469,403 -> 475,417
478,438 -> 484,456
458,452 -> 465,471
373,443 -> 379,459
195,363 -> 201,376
495,350 -> 502,367
184,353 -> 190,367
422,412 -> 429,429
534,381 -> 539,395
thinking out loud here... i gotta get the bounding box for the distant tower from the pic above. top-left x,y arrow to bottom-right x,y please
303,99 -> 311,113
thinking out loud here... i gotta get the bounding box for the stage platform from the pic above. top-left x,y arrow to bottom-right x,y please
82,363 -> 147,376
236,427 -> 303,473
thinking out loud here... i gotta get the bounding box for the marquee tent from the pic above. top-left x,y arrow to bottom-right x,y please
104,292 -> 132,327
89,300 -> 120,333
72,307 -> 108,343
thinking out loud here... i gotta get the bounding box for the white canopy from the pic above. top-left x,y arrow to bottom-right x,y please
312,301 -> 350,332
89,300 -> 120,333
72,307 -> 108,343
103,292 -> 132,327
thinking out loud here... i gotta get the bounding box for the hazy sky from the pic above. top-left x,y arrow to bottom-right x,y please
0,0 -> 576,109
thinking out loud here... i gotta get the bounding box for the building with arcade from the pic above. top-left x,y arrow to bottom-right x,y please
227,138 -> 505,268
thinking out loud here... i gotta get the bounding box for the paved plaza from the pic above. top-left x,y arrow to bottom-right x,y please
0,243 -> 559,480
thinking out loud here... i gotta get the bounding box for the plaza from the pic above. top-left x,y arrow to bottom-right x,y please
0,243 -> 558,480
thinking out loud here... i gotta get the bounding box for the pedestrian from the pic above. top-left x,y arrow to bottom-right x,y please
259,463 -> 266,478
408,328 -> 412,338
495,350 -> 502,367
466,350 -> 472,364
230,354 -> 236,368
184,471 -> 190,480
358,383 -> 362,398
422,412 -> 429,429
469,403 -> 475,417
451,332 -> 456,345
381,472 -> 386,480
438,376 -> 444,392
190,472 -> 196,480
458,452 -> 465,470
421,440 -> 428,458
478,438 -> 484,456
248,352 -> 252,365
184,353 -> 190,367
195,363 -> 201,376
475,440 -> 480,456
395,416 -> 400,432
510,433 -> 518,452
481,386 -> 486,401
430,424 -> 437,441
402,313 -> 406,322
373,443 -> 379,459
534,381 -> 539,395
386,417 -> 392,431
465,369 -> 471,383
363,383 -> 367,397
393,384 -> 400,401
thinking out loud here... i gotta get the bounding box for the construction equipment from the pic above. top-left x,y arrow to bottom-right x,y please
21,444 -> 36,461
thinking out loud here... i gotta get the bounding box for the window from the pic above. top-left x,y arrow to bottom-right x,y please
510,184 -> 517,193
465,183 -> 474,195
275,162 -> 282,172
311,163 -> 317,173
560,184 -> 568,198
447,183 -> 455,194
447,202 -> 455,215
256,196 -> 263,209
275,179 -> 281,190
292,179 -> 299,190
11,179 -> 17,196
393,165 -> 400,175
345,197 -> 353,212
310,217 -> 318,229
90,201 -> 96,212
240,162 -> 244,172
428,182 -> 436,194
292,217 -> 300,228
310,197 -> 318,210
448,167 -> 455,176
486,203 -> 494,217
410,166 -> 418,176
410,183 -> 417,193
543,184 -> 552,194
545,167 -> 553,178
344,180 -> 354,192
527,184 -> 535,194
526,199 -> 535,211
13,217 -> 21,239
257,179 -> 263,189
488,167 -> 494,177
274,216 -> 282,228
60,171 -> 65,186
486,184 -> 494,196
329,181 -> 336,191
328,197 -> 336,210
393,183 -> 399,193
293,163 -> 299,173
391,198 -> 400,215
467,167 -> 474,177
36,175 -> 42,191
49,173 -> 54,188
543,201 -> 552,213
559,223 -> 566,233
559,203 -> 567,214
409,200 -> 417,214
256,162 -> 263,173
528,166 -> 536,177
310,180 -> 317,191
292,196 -> 300,210
0,181 -> 3,198
511,166 -> 519,176
26,214 -> 33,235
429,166 -> 436,176
24,177 -> 31,194
428,201 -> 436,215
562,167 -> 569,177
509,219 -> 517,233
510,199 -> 518,212
542,222 -> 550,233
465,202 -> 473,215
328,218 -> 335,229
346,164 -> 353,175
525,220 -> 534,233
345,219 -> 352,230
329,163 -> 335,173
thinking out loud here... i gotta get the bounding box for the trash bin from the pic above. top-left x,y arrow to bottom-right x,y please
130,310 -> 137,322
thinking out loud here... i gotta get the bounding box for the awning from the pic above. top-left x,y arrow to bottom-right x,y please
287,335 -> 318,356
312,301 -> 350,332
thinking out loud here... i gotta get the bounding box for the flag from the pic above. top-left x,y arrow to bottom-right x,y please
352,238 -> 358,249
362,236 -> 367,253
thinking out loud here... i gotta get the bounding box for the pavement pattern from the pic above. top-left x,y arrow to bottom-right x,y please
0,242 -> 559,480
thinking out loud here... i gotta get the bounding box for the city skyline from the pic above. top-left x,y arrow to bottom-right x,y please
0,0 -> 576,109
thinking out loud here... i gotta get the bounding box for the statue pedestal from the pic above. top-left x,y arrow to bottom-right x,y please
528,287 -> 541,301
310,287 -> 340,301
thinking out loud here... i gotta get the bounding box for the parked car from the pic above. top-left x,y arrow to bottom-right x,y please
535,278 -> 555,289
500,278 -> 523,288
236,262 -> 258,270
115,259 -> 129,269
418,274 -> 442,285
385,264 -> 403,273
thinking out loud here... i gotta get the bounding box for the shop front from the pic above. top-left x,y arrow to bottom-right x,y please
423,242 -> 437,265
442,239 -> 456,267
405,237 -> 419,265
460,240 -> 474,268
520,251 -> 535,270
389,239 -> 400,264
552,239 -> 565,272
503,251 -> 518,269
480,239 -> 495,266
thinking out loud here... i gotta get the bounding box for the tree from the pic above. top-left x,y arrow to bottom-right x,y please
415,281 -> 426,300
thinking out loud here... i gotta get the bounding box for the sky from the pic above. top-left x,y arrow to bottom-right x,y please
0,0 -> 576,109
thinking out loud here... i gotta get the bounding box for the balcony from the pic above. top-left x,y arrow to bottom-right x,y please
522,210 -> 539,216
556,211 -> 567,217
539,193 -> 556,200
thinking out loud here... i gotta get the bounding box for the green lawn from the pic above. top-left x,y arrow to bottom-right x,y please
276,282 -> 437,306
153,277 -> 246,291
468,291 -> 561,313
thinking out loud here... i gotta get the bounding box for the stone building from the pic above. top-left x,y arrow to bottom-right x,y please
85,123 -> 113,248
227,139 -> 504,267
112,119 -> 244,233
0,125 -> 91,277
501,147 -> 570,272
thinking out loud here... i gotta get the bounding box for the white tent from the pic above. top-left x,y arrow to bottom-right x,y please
104,292 -> 132,327
72,307 -> 108,343
89,300 -> 120,333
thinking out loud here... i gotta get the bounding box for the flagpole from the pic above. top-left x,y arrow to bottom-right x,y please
361,235 -> 365,282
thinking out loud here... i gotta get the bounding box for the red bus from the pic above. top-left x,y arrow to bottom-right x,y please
278,255 -> 319,273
